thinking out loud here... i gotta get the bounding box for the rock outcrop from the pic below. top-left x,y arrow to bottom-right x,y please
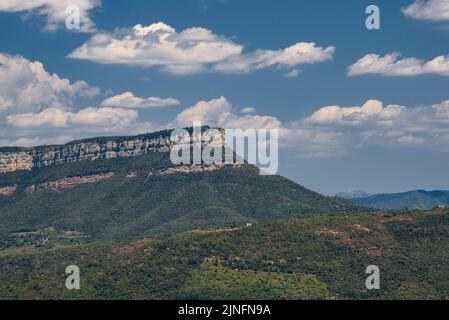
0,128 -> 227,174
0,132 -> 173,174
0,185 -> 17,196
148,163 -> 242,177
25,172 -> 114,194
0,153 -> 34,173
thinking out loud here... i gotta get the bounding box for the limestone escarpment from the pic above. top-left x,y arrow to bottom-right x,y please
0,132 -> 173,174
0,153 -> 34,173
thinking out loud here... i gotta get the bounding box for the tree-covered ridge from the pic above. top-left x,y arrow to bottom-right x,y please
0,208 -> 448,300
0,151 -> 360,250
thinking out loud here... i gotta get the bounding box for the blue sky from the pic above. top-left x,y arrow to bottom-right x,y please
1,0 -> 449,195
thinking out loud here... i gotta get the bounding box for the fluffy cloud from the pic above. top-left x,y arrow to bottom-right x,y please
0,53 -> 161,147
284,69 -> 300,78
291,99 -> 449,154
174,97 -> 281,129
213,42 -> 335,74
101,92 -> 180,108
0,53 -> 99,113
2,106 -> 151,147
240,107 -> 256,114
6,107 -> 138,128
305,100 -> 406,125
1,135 -> 76,148
402,0 -> 449,21
68,22 -> 335,75
171,97 -> 354,157
348,52 -> 449,76
0,0 -> 101,32
5,86 -> 449,158
0,119 -> 154,147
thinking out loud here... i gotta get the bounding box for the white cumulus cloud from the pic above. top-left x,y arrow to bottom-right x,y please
213,42 -> 335,74
68,22 -> 335,75
3,135 -> 75,148
240,107 -> 256,114
305,100 -> 406,125
174,97 -> 281,130
290,99 -> 449,154
6,107 -> 139,128
101,91 -> 180,108
0,52 -> 99,114
0,0 -> 101,32
0,53 -> 160,146
403,0 -> 449,21
5,86 -> 449,159
348,52 -> 449,76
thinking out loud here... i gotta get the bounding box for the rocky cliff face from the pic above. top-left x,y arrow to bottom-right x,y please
25,172 -> 114,194
0,185 -> 17,196
0,132 -> 172,174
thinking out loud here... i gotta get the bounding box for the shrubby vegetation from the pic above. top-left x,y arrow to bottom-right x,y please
0,208 -> 448,300
181,266 -> 332,300
1,150 -> 446,300
0,152 -> 359,248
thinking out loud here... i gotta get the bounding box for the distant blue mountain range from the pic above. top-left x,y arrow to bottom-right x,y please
335,190 -> 371,199
340,190 -> 449,210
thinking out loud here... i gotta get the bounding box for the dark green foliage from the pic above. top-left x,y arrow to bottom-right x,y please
180,266 -> 332,300
0,152 -> 359,248
0,209 -> 448,300
3,149 -> 444,300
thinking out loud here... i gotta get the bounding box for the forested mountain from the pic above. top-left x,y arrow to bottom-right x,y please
0,133 -> 359,249
1,208 -> 448,299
